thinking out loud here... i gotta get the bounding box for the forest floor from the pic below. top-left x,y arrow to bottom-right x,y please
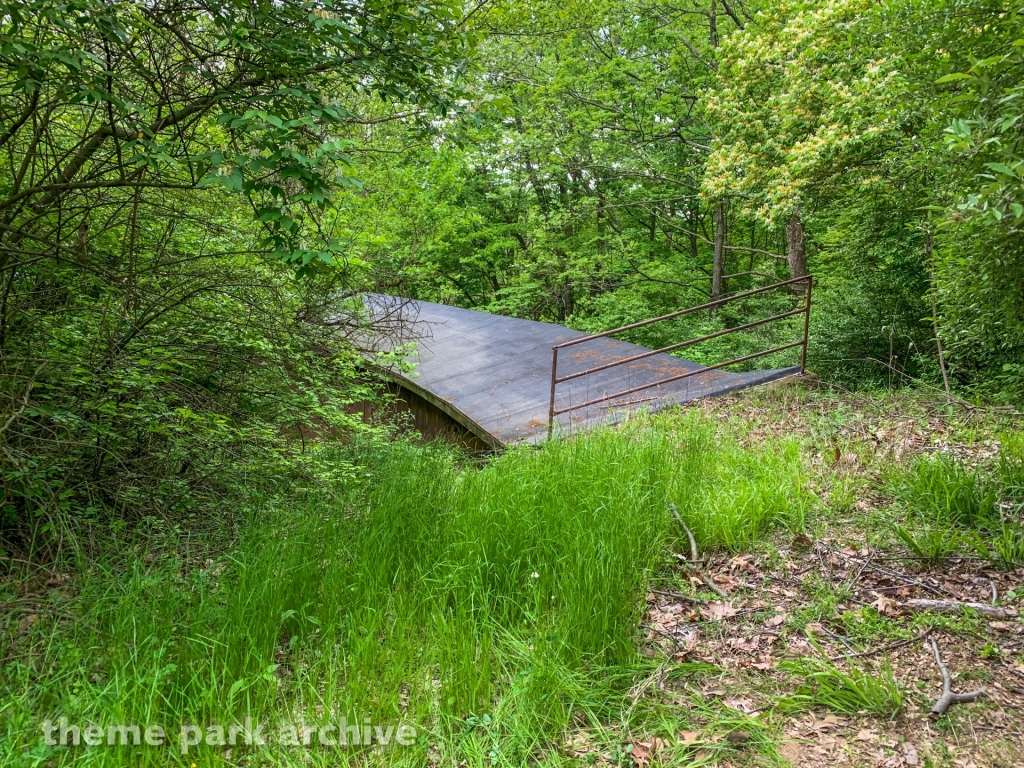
625,388 -> 1024,768
2,382 -> 1023,768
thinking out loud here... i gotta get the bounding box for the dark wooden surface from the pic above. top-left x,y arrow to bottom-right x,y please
347,380 -> 495,453
363,296 -> 800,447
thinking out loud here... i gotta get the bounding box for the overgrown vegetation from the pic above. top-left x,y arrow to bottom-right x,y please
0,0 -> 474,550
3,1 -> 1024,766
779,653 -> 906,717
336,0 -> 1024,399
2,413 -> 811,766
2,0 -> 1022,545
889,437 -> 1024,568
4,394 -> 1024,766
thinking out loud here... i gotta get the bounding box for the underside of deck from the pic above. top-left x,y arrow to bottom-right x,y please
362,296 -> 800,448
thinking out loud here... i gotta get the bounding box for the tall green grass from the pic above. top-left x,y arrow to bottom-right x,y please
1,413 -> 811,767
895,453 -> 997,527
998,430 -> 1024,503
779,654 -> 905,717
889,437 -> 1024,567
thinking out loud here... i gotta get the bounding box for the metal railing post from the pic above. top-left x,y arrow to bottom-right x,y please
547,346 -> 558,440
801,276 -> 813,374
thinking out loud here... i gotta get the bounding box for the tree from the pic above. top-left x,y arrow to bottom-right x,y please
703,0 -> 1024,394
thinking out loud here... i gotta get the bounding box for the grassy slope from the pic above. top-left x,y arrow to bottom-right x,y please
2,384 -> 1022,767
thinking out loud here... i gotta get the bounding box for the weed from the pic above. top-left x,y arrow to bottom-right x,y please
828,477 -> 861,516
893,523 -> 963,564
656,411 -> 811,549
779,654 -> 905,717
981,644 -> 1002,660
836,607 -> 914,647
965,523 -> 1024,569
895,453 -> 997,527
998,431 -> 1024,502
789,574 -> 847,628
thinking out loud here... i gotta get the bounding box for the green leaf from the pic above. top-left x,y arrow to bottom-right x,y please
984,162 -> 1018,176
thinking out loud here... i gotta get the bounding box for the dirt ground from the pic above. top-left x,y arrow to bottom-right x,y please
636,388 -> 1024,768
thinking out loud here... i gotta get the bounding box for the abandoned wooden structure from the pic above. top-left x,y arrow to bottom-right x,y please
354,283 -> 810,451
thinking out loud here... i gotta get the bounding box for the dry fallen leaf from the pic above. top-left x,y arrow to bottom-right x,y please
792,533 -> 813,550
650,737 -> 669,753
778,741 -> 802,762
807,714 -> 847,732
564,731 -> 595,757
630,741 -> 651,766
988,621 -> 1019,631
44,573 -> 71,588
766,612 -> 786,627
728,554 -> 756,573
701,601 -> 737,621
722,697 -> 758,714
872,594 -> 899,616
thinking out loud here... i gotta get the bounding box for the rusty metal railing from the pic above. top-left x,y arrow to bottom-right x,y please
546,275 -> 813,438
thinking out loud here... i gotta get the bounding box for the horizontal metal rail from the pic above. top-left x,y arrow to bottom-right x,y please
552,275 -> 813,350
547,276 -> 812,438
553,306 -> 807,386
551,340 -> 806,416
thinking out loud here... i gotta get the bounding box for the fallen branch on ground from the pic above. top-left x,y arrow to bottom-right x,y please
669,503 -> 728,598
833,549 -> 956,598
929,638 -> 986,716
650,588 -> 707,605
906,599 -> 1017,619
669,503 -> 699,563
829,629 -> 932,662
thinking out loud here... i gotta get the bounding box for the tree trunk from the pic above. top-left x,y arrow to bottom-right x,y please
709,0 -> 718,48
785,210 -> 807,292
689,200 -> 699,261
712,203 -> 726,312
927,231 -> 952,402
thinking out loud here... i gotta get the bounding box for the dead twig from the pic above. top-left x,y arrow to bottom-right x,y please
845,548 -> 876,593
833,550 -> 957,598
669,503 -> 698,563
650,588 -> 707,605
625,661 -> 669,719
929,637 -> 986,716
668,503 -> 728,599
697,573 -> 728,599
829,629 -> 932,662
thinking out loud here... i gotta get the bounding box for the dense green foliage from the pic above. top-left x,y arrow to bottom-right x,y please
706,0 -> 1024,394
338,0 -> 1023,396
2,4 -> 1023,764
3,0 -> 1022,547
0,0 -> 474,545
